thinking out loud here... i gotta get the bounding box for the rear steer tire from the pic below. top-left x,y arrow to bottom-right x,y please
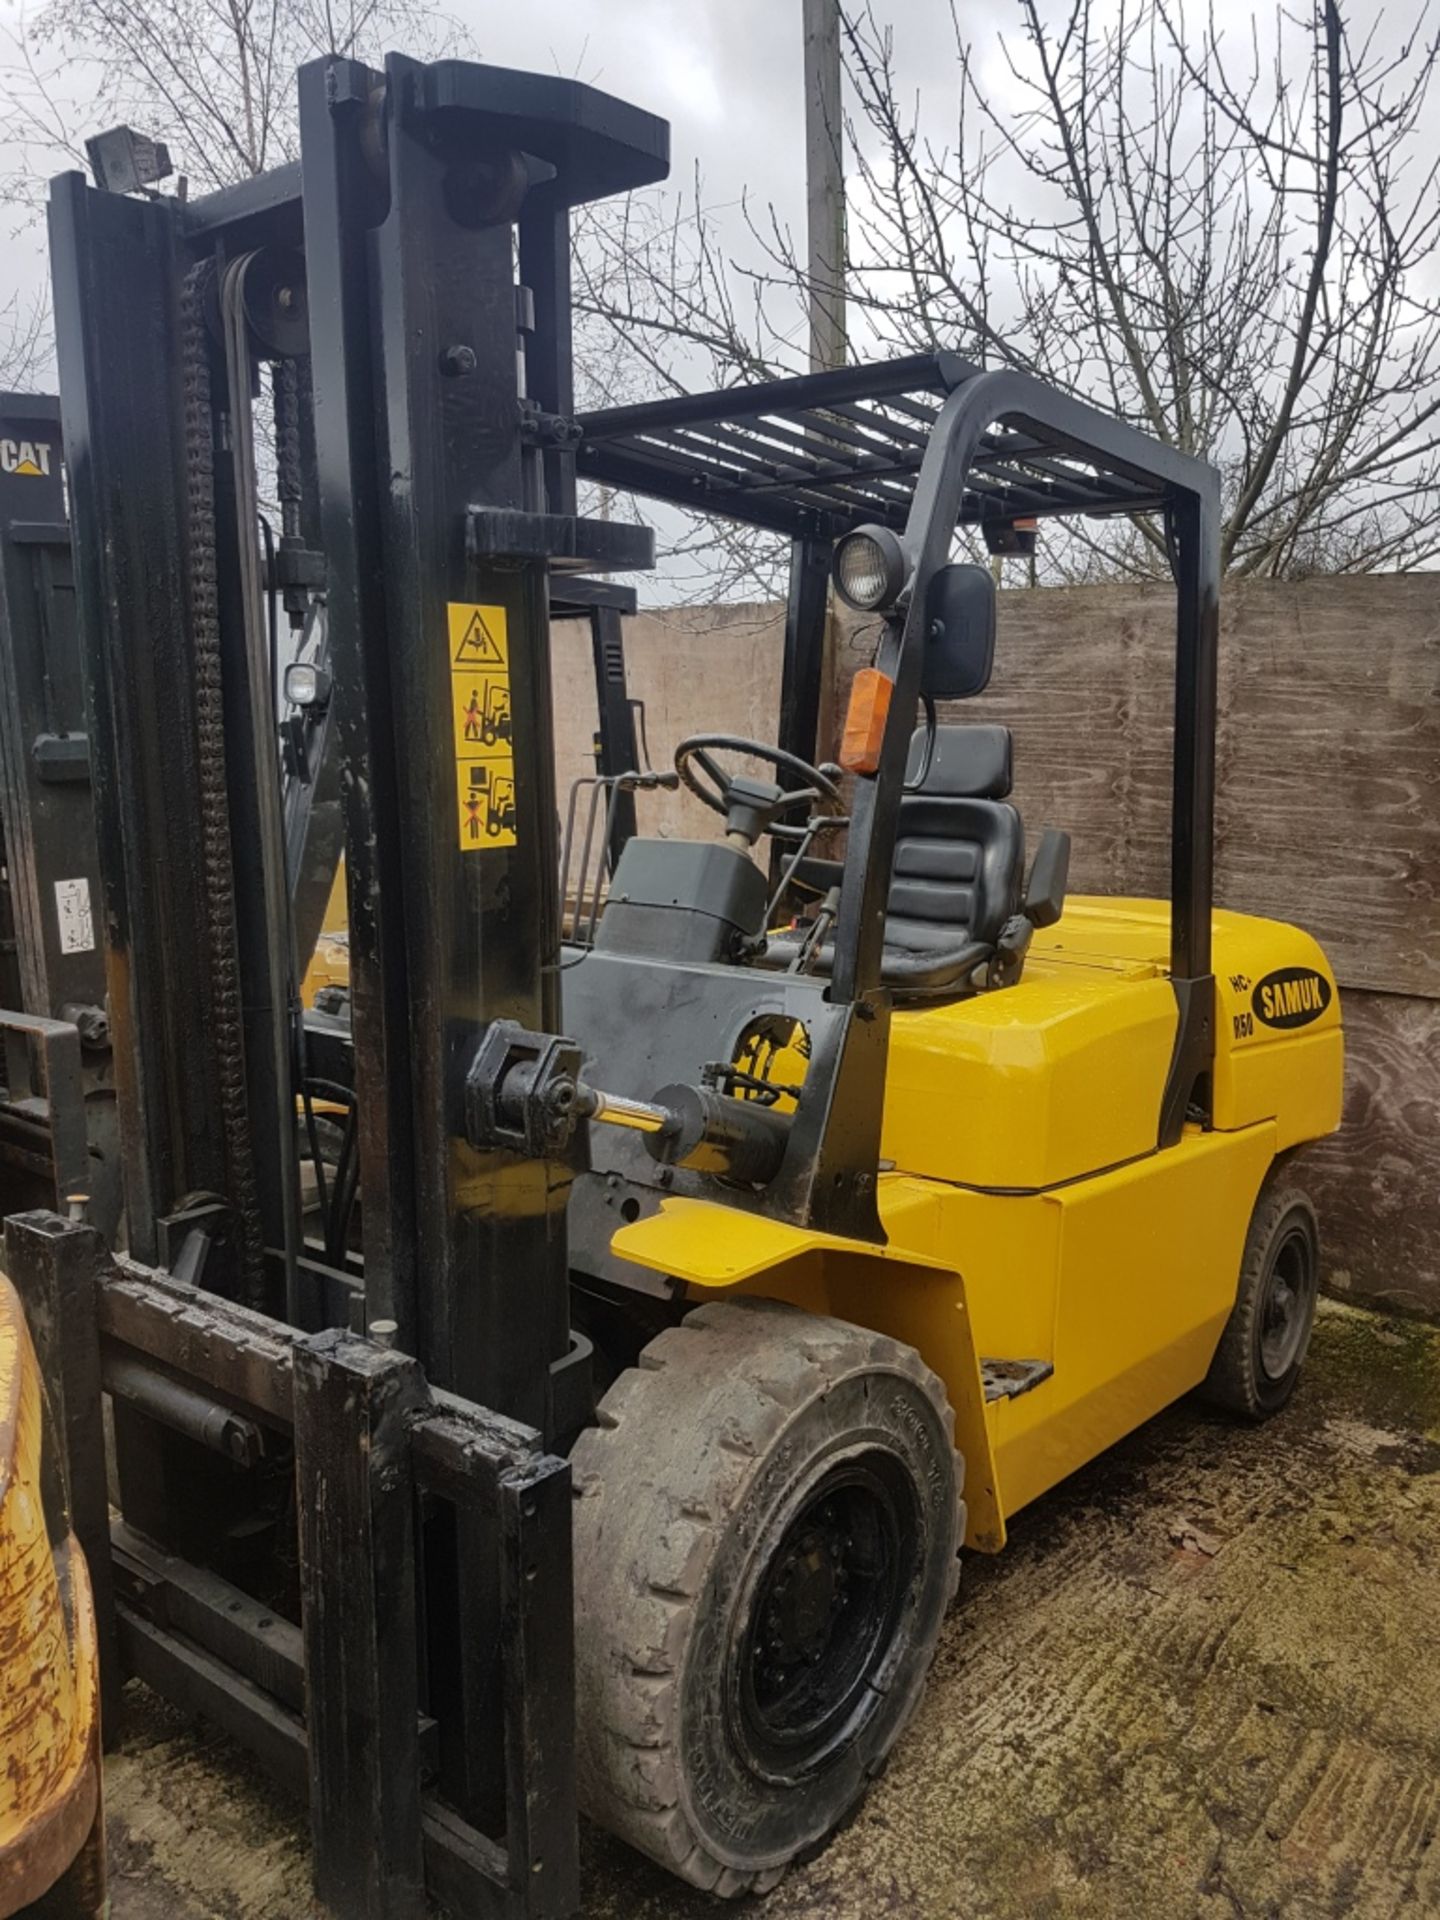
1202,1180 -> 1320,1420
571,1296 -> 964,1897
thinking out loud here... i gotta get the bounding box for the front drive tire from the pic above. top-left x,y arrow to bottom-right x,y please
1202,1178 -> 1320,1420
571,1297 -> 964,1898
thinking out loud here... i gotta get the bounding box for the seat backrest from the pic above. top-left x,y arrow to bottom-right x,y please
884,725 -> 1025,954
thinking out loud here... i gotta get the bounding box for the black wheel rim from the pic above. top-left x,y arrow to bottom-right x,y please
734,1451 -> 920,1782
1259,1225 -> 1314,1380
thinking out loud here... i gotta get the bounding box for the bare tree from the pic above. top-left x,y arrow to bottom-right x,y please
0,290 -> 48,388
0,0 -> 464,207
575,1 -> 1440,584
827,0 -> 1440,577
571,184 -> 798,601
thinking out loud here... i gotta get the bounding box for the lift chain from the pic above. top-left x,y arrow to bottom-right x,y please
181,258 -> 267,1304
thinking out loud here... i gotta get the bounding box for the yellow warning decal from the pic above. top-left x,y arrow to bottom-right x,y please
447,602 -> 516,849
451,603 -> 508,669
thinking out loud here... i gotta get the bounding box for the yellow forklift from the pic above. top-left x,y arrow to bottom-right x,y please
555,381 -> 1344,1891
23,51 -> 1342,1919
0,395 -> 109,1918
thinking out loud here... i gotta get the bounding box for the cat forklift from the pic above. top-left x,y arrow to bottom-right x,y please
14,44 -> 1342,1920
0,396 -> 110,1919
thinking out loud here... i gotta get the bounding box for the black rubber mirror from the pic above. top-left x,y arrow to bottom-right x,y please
922,563 -> 996,699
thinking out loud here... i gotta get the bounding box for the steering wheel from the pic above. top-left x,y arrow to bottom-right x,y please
674,734 -> 844,844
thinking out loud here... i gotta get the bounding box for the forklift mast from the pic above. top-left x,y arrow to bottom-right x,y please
298,56 -> 662,1428
50,56 -> 666,1431
30,52 -> 668,1920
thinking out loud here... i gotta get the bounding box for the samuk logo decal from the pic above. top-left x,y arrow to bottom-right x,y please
1252,967 -> 1332,1031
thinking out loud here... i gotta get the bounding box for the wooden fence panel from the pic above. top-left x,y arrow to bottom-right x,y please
837,574 -> 1440,998
1304,991 -> 1440,1318
1215,577 -> 1439,998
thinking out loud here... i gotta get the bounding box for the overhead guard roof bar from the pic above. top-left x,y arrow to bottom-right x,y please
577,354 -> 1199,542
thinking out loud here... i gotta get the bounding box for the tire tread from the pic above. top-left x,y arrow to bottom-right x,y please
572,1296 -> 963,1897
1202,1179 -> 1319,1420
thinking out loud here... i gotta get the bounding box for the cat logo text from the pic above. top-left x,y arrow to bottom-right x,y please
0,439 -> 54,478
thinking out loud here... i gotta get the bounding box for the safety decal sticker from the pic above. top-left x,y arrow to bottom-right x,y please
448,602 -> 516,850
54,876 -> 96,953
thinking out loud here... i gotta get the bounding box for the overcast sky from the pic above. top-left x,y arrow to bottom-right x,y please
3,0 -> 1424,350
0,0 -> 1009,594
0,0 -> 1019,355
3,0 -> 1434,593
0,2 -> 799,320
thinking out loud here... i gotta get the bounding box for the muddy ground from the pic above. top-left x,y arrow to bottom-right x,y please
100,1299 -> 1440,1920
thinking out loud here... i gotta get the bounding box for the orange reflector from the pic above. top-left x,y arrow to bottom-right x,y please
839,667 -> 894,775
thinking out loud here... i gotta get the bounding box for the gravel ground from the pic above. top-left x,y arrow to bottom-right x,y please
100,1298 -> 1440,1920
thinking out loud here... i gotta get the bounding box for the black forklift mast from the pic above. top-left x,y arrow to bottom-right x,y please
299,53 -> 663,1430
49,175 -> 288,1296
26,50 -> 668,1920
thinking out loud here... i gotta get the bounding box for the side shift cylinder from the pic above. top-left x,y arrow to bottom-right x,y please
643,1083 -> 791,1186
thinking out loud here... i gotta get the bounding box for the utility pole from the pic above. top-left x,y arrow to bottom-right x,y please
800,0 -> 846,769
803,0 -> 845,372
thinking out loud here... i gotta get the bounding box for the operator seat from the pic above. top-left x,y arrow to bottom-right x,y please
885,723 -> 1024,959
771,722 -> 1058,999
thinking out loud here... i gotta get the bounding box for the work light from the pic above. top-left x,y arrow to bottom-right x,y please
284,660 -> 332,709
832,525 -> 908,611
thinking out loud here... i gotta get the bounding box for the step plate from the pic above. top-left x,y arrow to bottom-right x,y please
981,1357 -> 1055,1402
